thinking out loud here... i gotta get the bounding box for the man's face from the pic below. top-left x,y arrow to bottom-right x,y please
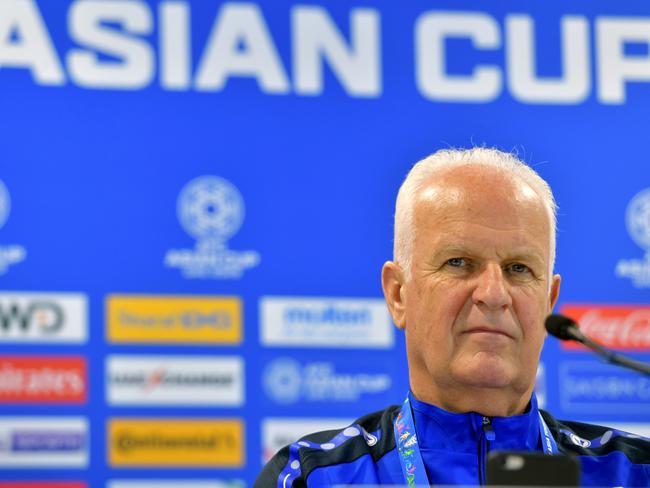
383,166 -> 560,414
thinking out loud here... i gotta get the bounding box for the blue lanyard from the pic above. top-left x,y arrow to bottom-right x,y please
539,411 -> 559,454
394,395 -> 559,486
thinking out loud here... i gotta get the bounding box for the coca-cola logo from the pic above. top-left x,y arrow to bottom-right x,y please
560,305 -> 650,351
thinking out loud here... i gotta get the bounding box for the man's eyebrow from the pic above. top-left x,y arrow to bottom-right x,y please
429,246 -> 475,261
506,252 -> 546,267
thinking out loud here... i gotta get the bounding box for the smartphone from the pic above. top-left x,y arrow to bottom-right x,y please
487,451 -> 580,486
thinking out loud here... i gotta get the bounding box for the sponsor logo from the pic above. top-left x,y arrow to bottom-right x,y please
364,431 -> 378,446
261,418 -> 351,463
616,188 -> 650,288
560,305 -> 650,351
0,356 -> 86,403
261,297 -> 394,348
108,418 -> 244,467
262,357 -> 391,405
107,355 -> 243,406
0,417 -> 88,467
559,361 -> 650,414
12,430 -> 84,451
164,176 -> 260,279
0,293 -> 87,343
568,433 -> 591,448
106,295 -> 241,344
107,481 -> 244,488
0,180 -> 26,275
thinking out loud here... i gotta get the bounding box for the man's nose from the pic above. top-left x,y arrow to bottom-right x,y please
472,263 -> 512,309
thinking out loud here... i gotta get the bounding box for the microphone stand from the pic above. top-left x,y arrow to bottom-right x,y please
571,329 -> 650,377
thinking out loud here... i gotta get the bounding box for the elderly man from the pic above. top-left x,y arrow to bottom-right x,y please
256,147 -> 650,487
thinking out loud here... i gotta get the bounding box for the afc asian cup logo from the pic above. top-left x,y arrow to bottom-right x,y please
0,179 -> 26,274
164,175 -> 260,279
616,187 -> 650,288
0,179 -> 10,230
263,358 -> 302,405
625,188 -> 650,253
177,176 -> 244,245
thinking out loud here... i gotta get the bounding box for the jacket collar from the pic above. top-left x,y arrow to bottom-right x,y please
407,390 -> 542,453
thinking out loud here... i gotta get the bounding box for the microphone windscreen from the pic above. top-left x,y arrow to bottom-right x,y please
544,314 -> 577,341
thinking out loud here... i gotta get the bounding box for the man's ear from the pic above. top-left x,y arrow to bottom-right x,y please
381,261 -> 407,330
549,273 -> 561,311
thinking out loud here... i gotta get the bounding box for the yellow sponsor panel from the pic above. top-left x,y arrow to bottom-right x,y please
106,295 -> 242,344
108,418 -> 244,467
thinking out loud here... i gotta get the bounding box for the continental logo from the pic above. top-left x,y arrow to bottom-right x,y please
108,419 -> 244,467
106,296 -> 241,344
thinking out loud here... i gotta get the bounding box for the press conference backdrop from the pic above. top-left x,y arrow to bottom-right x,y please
0,0 -> 649,486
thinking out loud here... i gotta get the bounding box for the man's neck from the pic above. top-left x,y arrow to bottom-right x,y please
410,383 -> 533,417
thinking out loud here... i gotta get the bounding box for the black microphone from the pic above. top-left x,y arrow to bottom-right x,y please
545,314 -> 650,377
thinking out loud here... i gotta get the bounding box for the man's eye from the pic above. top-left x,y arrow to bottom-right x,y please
447,258 -> 466,268
509,263 -> 530,274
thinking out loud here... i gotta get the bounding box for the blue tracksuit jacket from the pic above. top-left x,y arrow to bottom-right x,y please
256,393 -> 650,487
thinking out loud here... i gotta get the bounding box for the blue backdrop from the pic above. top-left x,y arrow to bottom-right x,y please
0,1 -> 649,486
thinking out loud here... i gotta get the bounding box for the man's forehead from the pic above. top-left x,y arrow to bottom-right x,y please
417,164 -> 537,203
415,166 -> 548,221
412,165 -> 553,258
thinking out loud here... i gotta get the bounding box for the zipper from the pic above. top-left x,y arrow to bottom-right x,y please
478,416 -> 495,486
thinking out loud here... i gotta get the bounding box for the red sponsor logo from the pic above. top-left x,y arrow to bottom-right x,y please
0,484 -> 86,488
560,305 -> 650,351
0,356 -> 87,403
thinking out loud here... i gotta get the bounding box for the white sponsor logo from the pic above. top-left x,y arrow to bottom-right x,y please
107,482 -> 244,488
261,297 -> 394,348
560,361 -> 650,414
0,417 -> 88,468
164,176 -> 260,279
0,180 -> 26,275
573,308 -> 650,349
569,433 -> 591,448
262,357 -> 391,405
261,418 -> 350,463
107,355 -> 243,406
616,188 -> 650,288
0,293 -> 87,343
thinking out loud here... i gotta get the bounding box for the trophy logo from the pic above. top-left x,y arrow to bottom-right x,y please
165,176 -> 260,279
616,188 -> 650,288
0,179 -> 26,275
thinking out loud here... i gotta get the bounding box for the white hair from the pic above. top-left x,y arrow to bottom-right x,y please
394,147 -> 558,279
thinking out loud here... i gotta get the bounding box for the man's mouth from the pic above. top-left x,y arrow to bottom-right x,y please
464,327 -> 514,339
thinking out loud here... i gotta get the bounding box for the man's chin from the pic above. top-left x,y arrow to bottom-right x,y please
453,356 -> 517,389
